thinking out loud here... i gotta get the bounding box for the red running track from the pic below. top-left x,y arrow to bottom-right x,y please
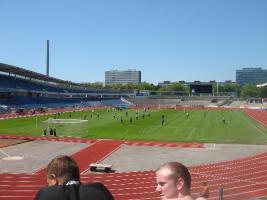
1,135 -> 267,200
243,109 -> 267,127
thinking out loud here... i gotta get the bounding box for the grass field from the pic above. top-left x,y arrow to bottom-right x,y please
0,108 -> 267,144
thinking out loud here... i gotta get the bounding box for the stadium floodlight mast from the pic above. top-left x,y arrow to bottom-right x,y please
46,40 -> 49,76
217,81 -> 219,96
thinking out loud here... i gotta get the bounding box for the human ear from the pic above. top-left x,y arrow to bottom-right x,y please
47,174 -> 59,186
176,177 -> 184,191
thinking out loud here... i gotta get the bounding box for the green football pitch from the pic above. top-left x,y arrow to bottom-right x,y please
0,109 -> 267,144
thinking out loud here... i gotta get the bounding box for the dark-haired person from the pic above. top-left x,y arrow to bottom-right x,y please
43,128 -> 47,136
49,128 -> 53,136
155,162 -> 194,200
53,128 -> 57,137
34,155 -> 114,200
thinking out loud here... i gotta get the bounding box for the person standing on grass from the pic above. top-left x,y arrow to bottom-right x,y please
50,128 -> 53,136
161,114 -> 165,126
43,128 -> 47,136
53,128 -> 57,137
222,116 -> 226,124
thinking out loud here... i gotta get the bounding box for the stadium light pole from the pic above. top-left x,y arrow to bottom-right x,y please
217,81 -> 219,96
46,40 -> 49,76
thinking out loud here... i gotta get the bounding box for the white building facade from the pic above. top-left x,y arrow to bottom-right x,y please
105,69 -> 141,85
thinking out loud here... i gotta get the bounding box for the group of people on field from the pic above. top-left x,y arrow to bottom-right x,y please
43,128 -> 57,137
34,155 -> 209,200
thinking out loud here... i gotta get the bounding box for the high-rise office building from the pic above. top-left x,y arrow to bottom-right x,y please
236,67 -> 267,85
105,69 -> 141,85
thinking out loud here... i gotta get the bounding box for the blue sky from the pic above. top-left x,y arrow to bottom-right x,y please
0,0 -> 267,84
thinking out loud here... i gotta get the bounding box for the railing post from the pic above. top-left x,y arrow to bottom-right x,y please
218,186 -> 224,200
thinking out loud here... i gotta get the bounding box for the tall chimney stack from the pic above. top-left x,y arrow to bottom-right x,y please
46,40 -> 49,76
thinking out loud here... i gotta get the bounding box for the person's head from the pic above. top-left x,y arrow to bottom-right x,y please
155,162 -> 191,200
46,155 -> 80,186
203,181 -> 207,186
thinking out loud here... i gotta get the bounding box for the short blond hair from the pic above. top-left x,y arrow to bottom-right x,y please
156,162 -> 191,189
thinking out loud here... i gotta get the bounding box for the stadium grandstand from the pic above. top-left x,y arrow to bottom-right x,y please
0,63 -> 133,114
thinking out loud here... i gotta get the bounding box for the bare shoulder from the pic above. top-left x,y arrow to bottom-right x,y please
195,197 -> 207,200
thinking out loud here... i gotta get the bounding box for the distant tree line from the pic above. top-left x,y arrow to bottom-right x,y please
80,82 -> 267,98
213,83 -> 267,98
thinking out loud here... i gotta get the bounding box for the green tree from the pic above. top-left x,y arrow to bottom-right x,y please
217,83 -> 241,96
169,82 -> 184,91
240,84 -> 260,98
259,86 -> 267,98
137,82 -> 156,90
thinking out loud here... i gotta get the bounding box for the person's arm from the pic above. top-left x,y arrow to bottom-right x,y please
196,197 -> 207,200
33,189 -> 42,200
199,186 -> 209,198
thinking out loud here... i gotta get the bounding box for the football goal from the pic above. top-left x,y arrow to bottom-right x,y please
158,104 -> 177,110
42,118 -> 88,137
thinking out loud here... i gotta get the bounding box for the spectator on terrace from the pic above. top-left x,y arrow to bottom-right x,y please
34,155 -> 114,200
199,182 -> 209,198
155,162 -> 194,200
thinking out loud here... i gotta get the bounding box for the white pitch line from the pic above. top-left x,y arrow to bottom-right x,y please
0,149 -> 10,157
186,127 -> 196,140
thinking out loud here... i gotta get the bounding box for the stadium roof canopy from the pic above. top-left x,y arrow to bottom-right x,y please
0,63 -> 75,85
256,83 -> 267,88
